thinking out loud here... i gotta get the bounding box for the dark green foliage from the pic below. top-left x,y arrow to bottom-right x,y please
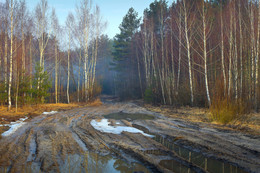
144,87 -> 154,103
112,7 -> 141,99
18,73 -> 33,105
0,83 -> 7,105
144,0 -> 168,32
32,63 -> 52,104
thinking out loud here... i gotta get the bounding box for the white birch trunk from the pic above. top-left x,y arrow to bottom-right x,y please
8,0 -> 14,110
202,0 -> 211,106
221,2 -> 227,95
183,0 -> 194,105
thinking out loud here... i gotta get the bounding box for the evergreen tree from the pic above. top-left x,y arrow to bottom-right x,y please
112,7 -> 140,99
32,63 -> 52,104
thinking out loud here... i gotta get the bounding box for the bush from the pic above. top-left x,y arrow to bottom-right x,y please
209,98 -> 248,124
144,87 -> 153,103
209,78 -> 249,124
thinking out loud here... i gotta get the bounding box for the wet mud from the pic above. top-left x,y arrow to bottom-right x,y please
0,99 -> 259,173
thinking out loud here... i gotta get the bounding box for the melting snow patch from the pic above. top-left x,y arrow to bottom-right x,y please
90,119 -> 154,137
1,117 -> 28,137
42,111 -> 58,115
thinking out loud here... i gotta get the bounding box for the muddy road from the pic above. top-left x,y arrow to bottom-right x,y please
0,100 -> 259,173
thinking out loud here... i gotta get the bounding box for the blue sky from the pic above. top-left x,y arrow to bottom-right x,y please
1,0 -> 173,38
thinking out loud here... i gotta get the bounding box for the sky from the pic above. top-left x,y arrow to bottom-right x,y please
1,0 -> 173,38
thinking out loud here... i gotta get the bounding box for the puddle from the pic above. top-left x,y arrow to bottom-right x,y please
153,135 -> 249,173
159,159 -> 196,173
133,124 -> 249,173
143,149 -> 168,156
0,152 -> 151,173
104,112 -> 155,121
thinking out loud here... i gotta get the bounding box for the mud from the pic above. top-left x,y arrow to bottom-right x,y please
0,98 -> 259,173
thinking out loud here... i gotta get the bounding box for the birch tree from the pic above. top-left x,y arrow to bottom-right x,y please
201,0 -> 211,106
183,0 -> 194,105
51,8 -> 60,103
76,0 -> 91,101
66,13 -> 75,104
220,0 -> 226,95
7,0 -> 15,110
35,0 -> 49,76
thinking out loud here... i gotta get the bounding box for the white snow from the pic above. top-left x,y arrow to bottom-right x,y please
42,111 -> 58,115
90,119 -> 154,137
1,117 -> 28,137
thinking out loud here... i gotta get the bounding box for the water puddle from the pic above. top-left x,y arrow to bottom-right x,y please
104,112 -> 155,121
133,124 -> 248,173
159,159 -> 196,173
0,152 -> 151,173
60,152 -> 150,173
153,135 -> 249,173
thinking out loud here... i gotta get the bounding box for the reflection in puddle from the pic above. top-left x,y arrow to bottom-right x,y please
159,159 -> 196,173
61,152 -> 150,173
153,135 -> 248,173
104,112 -> 155,121
0,152 -> 150,173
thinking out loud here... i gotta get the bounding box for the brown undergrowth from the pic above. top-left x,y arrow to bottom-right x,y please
144,104 -> 260,135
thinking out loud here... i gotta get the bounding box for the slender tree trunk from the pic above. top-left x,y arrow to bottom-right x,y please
55,40 -> 58,103
183,0 -> 193,106
255,2 -> 260,110
4,30 -> 8,94
228,6 -> 233,97
170,13 -> 175,99
78,49 -> 81,102
22,24 -> 25,77
234,9 -> 238,100
143,19 -> 149,85
177,3 -> 182,94
67,33 -> 70,104
221,2 -> 227,95
160,5 -> 166,105
29,35 -> 33,98
8,0 -> 14,110
238,0 -> 243,98
202,0 -> 211,106
84,23 -> 89,101
250,2 -> 255,102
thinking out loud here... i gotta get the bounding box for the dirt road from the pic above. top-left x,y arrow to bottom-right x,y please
0,100 -> 259,173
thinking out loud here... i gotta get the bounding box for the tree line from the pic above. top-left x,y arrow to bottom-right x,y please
0,0 -> 107,110
112,0 -> 260,111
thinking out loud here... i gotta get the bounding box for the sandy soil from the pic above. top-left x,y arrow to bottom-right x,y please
0,99 -> 259,173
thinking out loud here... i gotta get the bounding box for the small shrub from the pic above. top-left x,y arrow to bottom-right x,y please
209,77 -> 250,124
144,87 -> 153,103
209,98 -> 247,124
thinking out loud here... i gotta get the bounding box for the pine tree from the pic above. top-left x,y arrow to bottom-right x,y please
112,7 -> 140,99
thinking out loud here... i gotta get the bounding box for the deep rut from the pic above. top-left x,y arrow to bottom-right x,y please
0,102 -> 259,173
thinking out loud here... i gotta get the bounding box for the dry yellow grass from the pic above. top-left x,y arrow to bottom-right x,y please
87,98 -> 102,107
0,98 -> 102,125
144,104 -> 260,135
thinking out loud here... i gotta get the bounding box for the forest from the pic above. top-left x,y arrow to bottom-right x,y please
0,0 -> 260,115
112,0 -> 260,124
0,0 -> 259,172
